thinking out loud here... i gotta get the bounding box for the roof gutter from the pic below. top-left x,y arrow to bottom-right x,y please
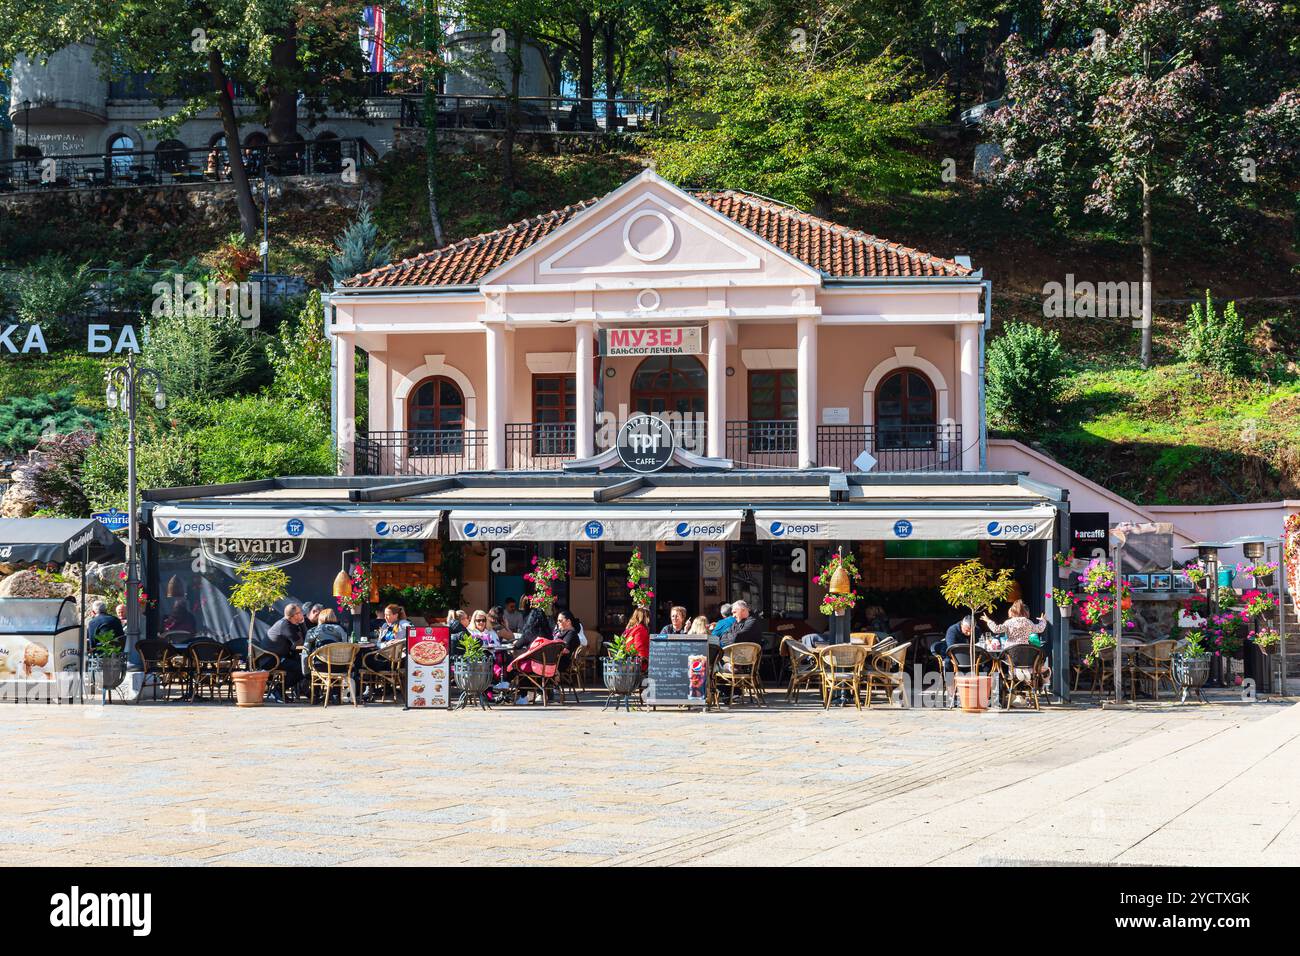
821,274 -> 983,287
329,284 -> 482,297
980,277 -> 992,471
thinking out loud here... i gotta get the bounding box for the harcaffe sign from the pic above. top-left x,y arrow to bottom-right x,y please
600,326 -> 702,357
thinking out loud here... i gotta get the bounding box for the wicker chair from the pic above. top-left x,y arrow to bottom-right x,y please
865,642 -> 911,707
945,644 -> 994,698
307,643 -> 361,706
135,639 -> 172,702
250,644 -> 287,700
508,639 -> 567,706
163,644 -> 196,700
710,642 -> 765,707
1070,636 -> 1098,694
1134,639 -> 1177,700
1001,643 -> 1048,710
558,643 -> 585,703
359,642 -> 405,702
782,637 -> 822,703
190,641 -> 234,701
817,643 -> 870,710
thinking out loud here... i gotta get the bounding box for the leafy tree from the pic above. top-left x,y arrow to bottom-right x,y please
2,256 -> 96,349
142,296 -> 259,402
0,390 -> 104,456
985,0 -> 1300,367
327,202 -> 394,284
81,418 -> 202,514
648,3 -> 948,214
1180,291 -> 1251,376
267,291 -> 333,418
985,322 -> 1066,431
186,395 -> 336,483
27,429 -> 98,517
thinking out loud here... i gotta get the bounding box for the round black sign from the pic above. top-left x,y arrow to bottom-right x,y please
616,414 -> 676,473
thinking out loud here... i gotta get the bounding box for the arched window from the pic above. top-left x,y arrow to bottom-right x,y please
108,133 -> 136,175
407,375 -> 465,456
155,138 -> 188,173
876,368 -> 936,449
631,355 -> 707,451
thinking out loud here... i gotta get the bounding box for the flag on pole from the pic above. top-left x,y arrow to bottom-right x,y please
361,6 -> 387,73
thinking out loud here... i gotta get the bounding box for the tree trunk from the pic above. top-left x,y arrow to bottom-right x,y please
578,13 -> 595,119
207,51 -> 259,242
601,20 -> 617,129
502,30 -> 522,195
267,26 -> 298,147
1140,176 -> 1153,368
423,0 -> 446,246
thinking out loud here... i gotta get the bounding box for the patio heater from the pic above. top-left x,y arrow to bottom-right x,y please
1184,542 -> 1227,687
1229,535 -> 1285,696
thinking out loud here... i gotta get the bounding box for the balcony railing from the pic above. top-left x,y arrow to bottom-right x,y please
356,429 -> 487,476
506,422 -> 576,470
351,421 -> 965,475
0,138 -> 377,194
398,93 -> 658,134
816,423 -> 963,472
726,419 -> 798,468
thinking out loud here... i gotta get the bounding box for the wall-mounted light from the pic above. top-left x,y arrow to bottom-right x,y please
725,367 -> 735,377
605,367 -> 617,378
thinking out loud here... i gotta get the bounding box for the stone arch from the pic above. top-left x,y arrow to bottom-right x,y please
861,346 -> 950,429
393,355 -> 478,432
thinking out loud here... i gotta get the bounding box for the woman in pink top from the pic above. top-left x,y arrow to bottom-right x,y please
981,600 -> 1047,646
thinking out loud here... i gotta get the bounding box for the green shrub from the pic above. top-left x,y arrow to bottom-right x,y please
142,300 -> 260,402
183,395 -> 336,483
4,256 -> 95,349
328,202 -> 392,284
1180,291 -> 1251,376
0,389 -> 104,455
81,415 -> 202,513
27,429 -> 97,517
267,291 -> 332,418
986,322 -> 1067,431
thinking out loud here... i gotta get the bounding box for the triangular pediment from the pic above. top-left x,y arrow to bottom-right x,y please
479,171 -> 820,287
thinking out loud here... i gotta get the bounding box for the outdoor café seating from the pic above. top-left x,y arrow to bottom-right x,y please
307,643 -> 361,706
251,643 -> 289,701
710,642 -> 765,707
944,645 -> 994,707
864,642 -> 910,707
135,638 -> 172,703
191,640 -> 236,701
359,642 -> 404,702
781,636 -> 821,703
558,643 -> 586,703
1000,643 -> 1048,710
508,640 -> 567,706
1133,639 -> 1177,700
817,643 -> 870,710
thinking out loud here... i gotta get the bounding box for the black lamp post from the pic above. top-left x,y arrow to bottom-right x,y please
105,353 -> 166,664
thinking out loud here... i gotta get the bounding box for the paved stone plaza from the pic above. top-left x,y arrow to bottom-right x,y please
3,697 -> 1297,866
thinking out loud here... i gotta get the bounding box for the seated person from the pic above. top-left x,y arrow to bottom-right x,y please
304,608 -> 348,651
932,615 -> 974,657
554,610 -> 582,656
981,601 -> 1047,647
86,600 -> 125,654
710,603 -> 735,644
448,608 -> 471,638
375,604 -> 411,644
512,609 -> 552,656
468,610 -> 499,647
162,599 -> 196,634
721,600 -> 760,648
659,605 -> 689,635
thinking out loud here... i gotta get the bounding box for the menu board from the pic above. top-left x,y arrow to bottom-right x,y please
405,626 -> 450,709
646,635 -> 709,708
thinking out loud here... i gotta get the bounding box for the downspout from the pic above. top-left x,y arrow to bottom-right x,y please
979,278 -> 991,472
324,290 -> 336,464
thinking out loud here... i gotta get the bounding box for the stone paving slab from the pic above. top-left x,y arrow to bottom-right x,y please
0,696 -> 1291,866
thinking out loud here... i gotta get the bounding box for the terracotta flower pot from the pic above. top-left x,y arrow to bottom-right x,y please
233,670 -> 269,707
955,674 -> 992,713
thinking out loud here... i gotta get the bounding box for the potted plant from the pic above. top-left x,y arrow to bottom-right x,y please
939,559 -> 1015,712
1049,587 -> 1075,618
626,547 -> 653,609
1249,626 -> 1281,652
1237,560 -> 1278,588
815,549 -> 861,617
1085,631 -> 1116,665
228,561 -> 291,707
603,631 -> 644,695
1174,630 -> 1211,698
88,629 -> 127,695
452,634 -> 494,706
1183,560 -> 1208,592
523,556 -> 566,615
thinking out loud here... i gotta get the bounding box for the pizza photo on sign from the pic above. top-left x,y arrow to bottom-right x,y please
409,641 -> 447,666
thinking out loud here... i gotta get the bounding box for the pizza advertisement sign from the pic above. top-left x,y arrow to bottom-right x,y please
405,626 -> 450,709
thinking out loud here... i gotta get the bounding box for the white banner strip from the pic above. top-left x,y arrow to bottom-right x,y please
754,506 -> 1057,541
151,507 -> 442,540
449,508 -> 743,542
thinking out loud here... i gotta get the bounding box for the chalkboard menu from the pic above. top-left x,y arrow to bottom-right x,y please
646,635 -> 709,708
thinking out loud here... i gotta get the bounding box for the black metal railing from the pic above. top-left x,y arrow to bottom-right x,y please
0,137 -> 377,194
726,419 -> 799,468
355,429 -> 488,476
816,423 -> 964,472
505,422 -> 577,470
398,93 -> 658,133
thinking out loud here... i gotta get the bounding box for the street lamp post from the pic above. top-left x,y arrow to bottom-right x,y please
1185,542 -> 1227,687
105,352 -> 166,663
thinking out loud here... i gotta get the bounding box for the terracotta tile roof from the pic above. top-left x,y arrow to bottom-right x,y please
341,189 -> 972,289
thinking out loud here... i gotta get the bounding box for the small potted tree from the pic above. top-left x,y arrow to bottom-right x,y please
1174,630 -> 1210,701
228,561 -> 291,707
89,628 -> 127,696
939,559 -> 1015,712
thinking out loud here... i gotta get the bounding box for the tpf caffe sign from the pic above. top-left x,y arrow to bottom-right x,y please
617,414 -> 676,473
600,326 -> 702,357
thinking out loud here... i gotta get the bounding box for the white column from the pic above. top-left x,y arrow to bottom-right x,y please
707,318 -> 726,458
796,316 -> 818,468
485,323 -> 506,470
334,333 -> 355,475
575,321 -> 595,459
959,322 -> 979,471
